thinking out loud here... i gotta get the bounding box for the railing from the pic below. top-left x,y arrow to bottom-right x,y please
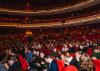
0,0 -> 99,15
0,13 -> 99,28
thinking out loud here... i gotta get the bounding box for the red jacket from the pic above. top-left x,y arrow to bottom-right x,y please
64,65 -> 78,71
93,59 -> 100,71
56,60 -> 64,71
19,55 -> 29,71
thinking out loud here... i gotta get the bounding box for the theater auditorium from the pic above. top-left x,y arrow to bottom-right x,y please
0,0 -> 100,71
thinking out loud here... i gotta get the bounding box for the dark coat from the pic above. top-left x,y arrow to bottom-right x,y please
8,62 -> 22,71
48,60 -> 58,71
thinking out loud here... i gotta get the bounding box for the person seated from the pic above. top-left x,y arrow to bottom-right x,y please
64,65 -> 78,71
45,55 -> 59,71
56,53 -> 65,71
80,53 -> 93,71
92,57 -> 100,71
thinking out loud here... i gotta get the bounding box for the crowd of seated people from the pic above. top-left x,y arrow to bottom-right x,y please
0,24 -> 100,71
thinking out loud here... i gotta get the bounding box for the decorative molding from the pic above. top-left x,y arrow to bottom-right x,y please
0,0 -> 99,15
0,13 -> 99,28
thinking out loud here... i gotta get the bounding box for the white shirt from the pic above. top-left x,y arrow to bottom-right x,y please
65,56 -> 73,65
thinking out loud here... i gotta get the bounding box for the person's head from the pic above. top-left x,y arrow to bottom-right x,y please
45,55 -> 52,63
40,52 -> 45,58
53,48 -> 57,52
66,52 -> 70,57
81,53 -> 90,62
69,43 -> 73,48
8,49 -> 12,55
36,51 -> 40,56
5,49 -> 9,54
80,45 -> 84,49
94,50 -> 97,53
82,53 -> 89,57
75,51 -> 81,55
75,43 -> 79,48
33,49 -> 37,55
25,48 -> 28,53
8,59 -> 14,66
75,51 -> 81,58
92,57 -> 97,60
60,53 -> 65,61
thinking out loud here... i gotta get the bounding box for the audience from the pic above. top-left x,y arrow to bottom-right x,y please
0,24 -> 100,71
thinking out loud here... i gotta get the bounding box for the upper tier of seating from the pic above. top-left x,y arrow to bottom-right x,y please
0,4 -> 99,24
0,0 -> 88,11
